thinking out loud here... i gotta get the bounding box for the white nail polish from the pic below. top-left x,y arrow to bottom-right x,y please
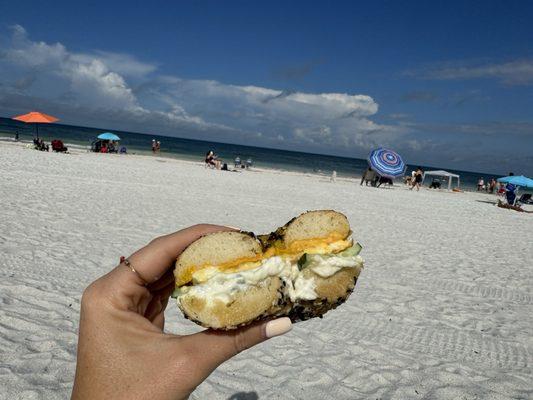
265,317 -> 292,338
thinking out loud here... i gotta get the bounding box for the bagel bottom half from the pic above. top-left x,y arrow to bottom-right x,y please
177,267 -> 361,329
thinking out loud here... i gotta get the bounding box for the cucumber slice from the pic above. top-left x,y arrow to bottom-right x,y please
340,242 -> 362,258
298,243 -> 362,270
297,253 -> 308,270
171,288 -> 180,298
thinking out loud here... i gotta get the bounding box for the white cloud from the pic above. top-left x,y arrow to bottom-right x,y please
0,25 -> 216,131
0,25 -> 397,156
3,25 -> 531,175
407,59 -> 533,86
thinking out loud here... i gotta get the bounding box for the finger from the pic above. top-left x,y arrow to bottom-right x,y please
112,224 -> 236,285
147,269 -> 175,291
179,318 -> 292,374
152,294 -> 170,330
145,283 -> 173,322
152,312 -> 165,330
144,295 -> 162,321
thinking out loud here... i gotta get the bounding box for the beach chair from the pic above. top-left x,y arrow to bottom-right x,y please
517,193 -> 532,205
91,140 -> 104,153
245,158 -> 253,169
51,139 -> 68,153
376,176 -> 393,188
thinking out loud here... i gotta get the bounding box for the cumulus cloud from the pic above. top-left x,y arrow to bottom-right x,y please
0,25 -> 399,156
1,25 -> 531,174
406,59 -> 533,86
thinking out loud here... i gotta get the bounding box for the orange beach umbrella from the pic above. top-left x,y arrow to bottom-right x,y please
12,111 -> 59,137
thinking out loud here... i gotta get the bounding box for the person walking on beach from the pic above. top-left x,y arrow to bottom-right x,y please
151,139 -> 156,153
410,167 -> 423,191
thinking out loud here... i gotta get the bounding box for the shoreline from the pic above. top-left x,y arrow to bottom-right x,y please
0,137 -> 498,192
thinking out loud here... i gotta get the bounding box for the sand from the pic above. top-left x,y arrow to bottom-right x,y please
0,141 -> 532,400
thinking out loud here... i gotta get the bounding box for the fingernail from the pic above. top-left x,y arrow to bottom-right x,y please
265,317 -> 292,338
226,226 -> 240,231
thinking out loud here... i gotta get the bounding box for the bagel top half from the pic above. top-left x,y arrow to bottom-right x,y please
173,210 -> 363,329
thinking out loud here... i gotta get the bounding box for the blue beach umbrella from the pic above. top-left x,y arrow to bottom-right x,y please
97,132 -> 121,141
367,148 -> 407,178
497,175 -> 533,189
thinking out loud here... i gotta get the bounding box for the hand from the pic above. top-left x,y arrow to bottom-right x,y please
71,224 -> 292,400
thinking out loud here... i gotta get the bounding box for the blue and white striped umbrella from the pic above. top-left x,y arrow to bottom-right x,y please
367,148 -> 407,178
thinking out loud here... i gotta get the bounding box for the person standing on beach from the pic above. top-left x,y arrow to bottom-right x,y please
477,177 -> 484,191
410,167 -> 423,191
156,141 -> 161,154
505,182 -> 517,205
360,167 -> 370,185
152,139 -> 156,153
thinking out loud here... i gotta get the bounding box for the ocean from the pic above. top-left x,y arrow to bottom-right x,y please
0,117 -> 500,189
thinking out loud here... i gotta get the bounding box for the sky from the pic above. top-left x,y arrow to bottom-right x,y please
0,0 -> 532,175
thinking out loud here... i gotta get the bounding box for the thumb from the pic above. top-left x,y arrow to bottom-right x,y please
180,318 -> 292,375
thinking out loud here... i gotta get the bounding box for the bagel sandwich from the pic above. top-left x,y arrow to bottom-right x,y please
172,210 -> 364,330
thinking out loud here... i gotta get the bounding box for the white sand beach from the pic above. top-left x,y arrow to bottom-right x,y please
0,141 -> 532,399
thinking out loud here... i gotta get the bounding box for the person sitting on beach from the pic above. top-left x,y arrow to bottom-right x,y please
33,138 -> 48,151
100,143 -> 108,153
205,150 -> 221,169
429,178 -> 441,189
376,176 -> 393,188
70,225 -> 292,400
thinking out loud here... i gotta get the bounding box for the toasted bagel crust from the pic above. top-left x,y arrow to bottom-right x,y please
283,210 -> 350,246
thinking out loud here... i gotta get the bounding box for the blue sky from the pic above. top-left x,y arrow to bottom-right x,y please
1,0 -> 532,174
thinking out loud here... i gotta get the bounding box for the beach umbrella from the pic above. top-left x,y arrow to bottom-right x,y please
497,175 -> 533,189
12,111 -> 59,138
367,148 -> 407,178
97,132 -> 121,141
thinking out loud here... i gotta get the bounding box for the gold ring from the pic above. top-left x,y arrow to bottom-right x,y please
123,258 -> 148,285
